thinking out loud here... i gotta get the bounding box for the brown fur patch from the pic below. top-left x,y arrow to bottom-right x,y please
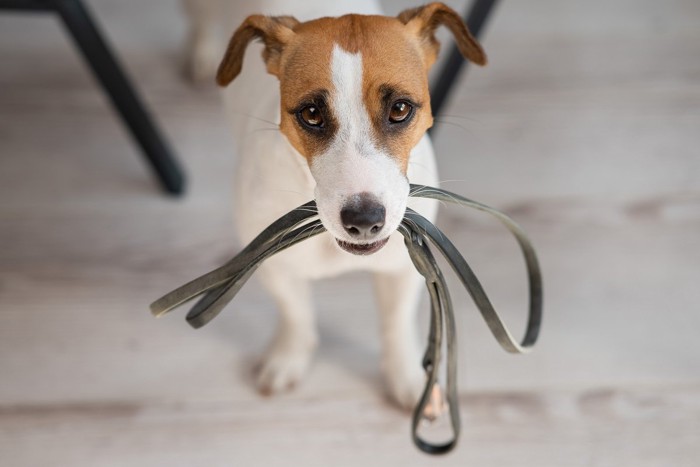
218,5 -> 486,172
276,14 -> 434,170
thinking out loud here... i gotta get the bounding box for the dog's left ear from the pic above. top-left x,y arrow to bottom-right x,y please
398,2 -> 486,68
217,15 -> 299,86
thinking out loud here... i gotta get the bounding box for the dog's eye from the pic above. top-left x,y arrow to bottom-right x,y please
298,105 -> 324,128
389,101 -> 413,123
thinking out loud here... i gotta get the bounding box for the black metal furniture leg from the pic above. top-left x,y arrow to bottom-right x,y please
55,0 -> 185,195
430,0 -> 499,123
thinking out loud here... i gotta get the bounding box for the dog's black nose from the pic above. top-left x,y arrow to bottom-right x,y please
341,193 -> 386,238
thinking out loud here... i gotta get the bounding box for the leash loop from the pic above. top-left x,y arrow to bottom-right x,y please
149,185 -> 543,455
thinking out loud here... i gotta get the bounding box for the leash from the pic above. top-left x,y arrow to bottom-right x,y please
150,185 -> 543,455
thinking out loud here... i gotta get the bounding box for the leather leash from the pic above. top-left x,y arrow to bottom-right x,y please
150,185 -> 543,455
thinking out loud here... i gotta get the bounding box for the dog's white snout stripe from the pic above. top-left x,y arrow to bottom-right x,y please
310,45 -> 409,244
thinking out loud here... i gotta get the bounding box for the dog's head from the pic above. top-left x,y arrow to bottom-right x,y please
217,3 -> 485,255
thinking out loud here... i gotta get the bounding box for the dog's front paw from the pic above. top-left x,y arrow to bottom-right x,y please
385,368 -> 448,421
256,335 -> 316,395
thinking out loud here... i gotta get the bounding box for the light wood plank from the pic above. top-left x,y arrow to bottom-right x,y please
1,0 -> 699,465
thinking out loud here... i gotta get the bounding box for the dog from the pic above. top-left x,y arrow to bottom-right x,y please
183,0 -> 486,409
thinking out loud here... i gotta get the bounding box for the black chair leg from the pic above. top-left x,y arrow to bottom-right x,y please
55,0 -> 185,195
430,0 -> 500,125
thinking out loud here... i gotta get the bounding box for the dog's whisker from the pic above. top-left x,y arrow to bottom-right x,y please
230,111 -> 279,127
435,179 -> 465,185
412,186 -> 462,206
435,113 -> 483,124
410,180 -> 464,202
270,214 -> 319,252
282,223 -> 325,254
269,220 -> 322,257
249,127 -> 281,135
289,206 -> 318,214
407,160 -> 430,171
274,219 -> 315,250
410,186 -> 457,213
432,119 -> 475,135
411,187 -> 443,199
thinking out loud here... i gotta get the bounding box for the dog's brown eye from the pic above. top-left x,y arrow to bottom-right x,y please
299,105 -> 324,127
389,101 -> 412,123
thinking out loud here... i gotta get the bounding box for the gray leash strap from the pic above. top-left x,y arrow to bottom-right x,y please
150,202 -> 321,324
406,187 -> 543,352
150,185 -> 543,455
185,219 -> 324,328
399,225 -> 459,454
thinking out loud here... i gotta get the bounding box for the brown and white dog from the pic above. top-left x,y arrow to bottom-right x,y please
184,0 -> 485,409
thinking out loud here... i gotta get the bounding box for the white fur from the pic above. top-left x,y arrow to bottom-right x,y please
312,46 -> 409,244
185,0 -> 439,408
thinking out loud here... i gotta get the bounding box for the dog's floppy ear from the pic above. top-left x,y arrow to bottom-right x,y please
216,15 -> 299,86
397,2 -> 486,68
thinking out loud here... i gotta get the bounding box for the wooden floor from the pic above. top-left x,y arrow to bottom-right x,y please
1,1 -> 699,465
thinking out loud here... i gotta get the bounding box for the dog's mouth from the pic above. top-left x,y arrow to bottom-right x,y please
336,237 -> 390,256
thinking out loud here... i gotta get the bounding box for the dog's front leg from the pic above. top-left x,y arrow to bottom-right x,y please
256,266 -> 318,395
374,266 -> 425,410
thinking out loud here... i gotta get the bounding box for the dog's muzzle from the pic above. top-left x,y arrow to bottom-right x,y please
336,237 -> 389,255
335,192 -> 389,254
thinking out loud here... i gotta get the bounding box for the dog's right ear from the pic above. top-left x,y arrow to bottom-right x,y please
216,15 -> 299,86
